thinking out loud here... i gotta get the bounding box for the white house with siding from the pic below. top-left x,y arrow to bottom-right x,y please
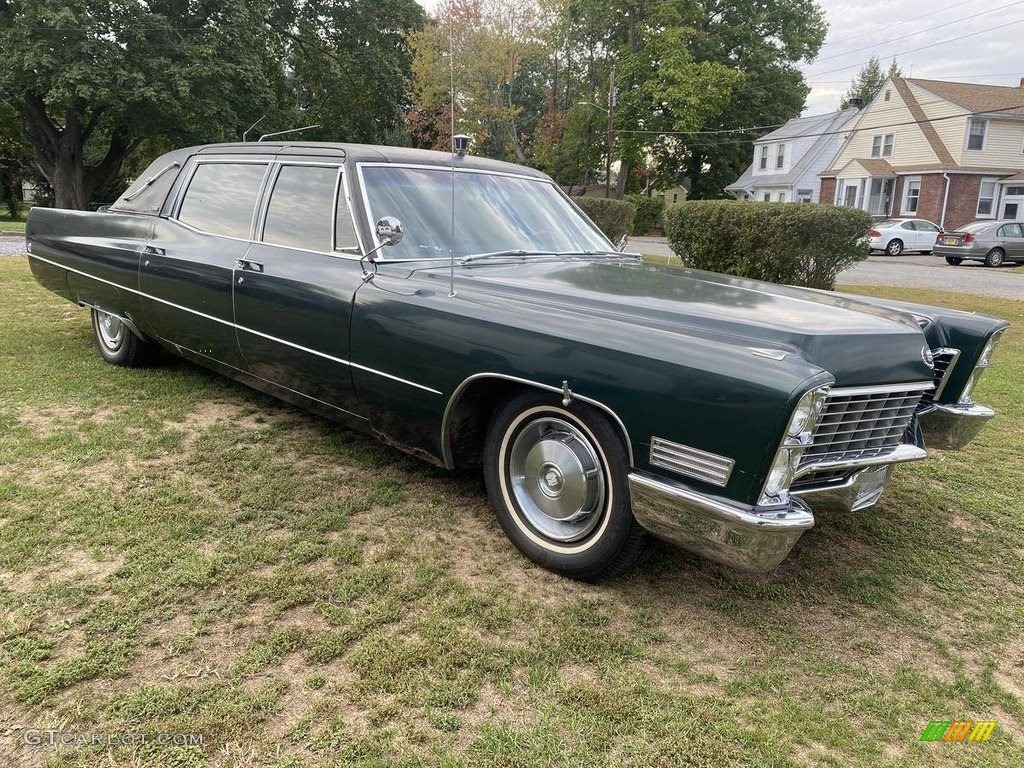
725,108 -> 858,203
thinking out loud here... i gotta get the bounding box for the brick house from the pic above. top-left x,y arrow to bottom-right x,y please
819,77 -> 1024,230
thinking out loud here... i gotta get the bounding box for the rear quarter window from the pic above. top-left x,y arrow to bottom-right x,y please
177,163 -> 268,239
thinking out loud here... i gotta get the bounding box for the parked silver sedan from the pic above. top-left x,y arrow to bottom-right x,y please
867,218 -> 942,256
933,221 -> 1024,267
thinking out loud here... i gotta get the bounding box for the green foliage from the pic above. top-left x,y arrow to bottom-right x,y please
624,194 -> 665,235
842,56 -> 902,108
664,201 -> 872,289
573,196 -> 636,242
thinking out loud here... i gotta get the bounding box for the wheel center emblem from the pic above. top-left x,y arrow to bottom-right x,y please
539,464 -> 564,498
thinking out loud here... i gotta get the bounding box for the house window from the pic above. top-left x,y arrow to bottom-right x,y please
796,189 -> 813,203
763,192 -> 771,202
776,144 -> 785,169
842,183 -> 858,207
884,90 -> 891,102
967,119 -> 987,151
759,146 -> 768,170
777,192 -> 786,202
902,177 -> 921,214
976,178 -> 998,217
871,134 -> 894,158
866,177 -> 894,215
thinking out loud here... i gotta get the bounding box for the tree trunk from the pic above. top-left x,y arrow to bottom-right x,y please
51,141 -> 90,210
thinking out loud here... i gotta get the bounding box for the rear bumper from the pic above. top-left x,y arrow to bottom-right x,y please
919,402 -> 995,450
933,244 -> 986,259
628,472 -> 814,573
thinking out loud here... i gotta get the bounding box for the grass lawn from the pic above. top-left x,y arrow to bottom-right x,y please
1,256 -> 1022,767
0,217 -> 27,235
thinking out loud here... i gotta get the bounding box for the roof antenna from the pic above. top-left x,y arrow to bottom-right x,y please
448,11 -> 458,299
242,115 -> 265,142
258,124 -> 320,141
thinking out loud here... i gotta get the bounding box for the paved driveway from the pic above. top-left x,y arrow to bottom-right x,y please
0,236 -> 26,256
628,236 -> 1024,301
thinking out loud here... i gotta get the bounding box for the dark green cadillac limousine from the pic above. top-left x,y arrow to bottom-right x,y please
26,142 -> 1009,580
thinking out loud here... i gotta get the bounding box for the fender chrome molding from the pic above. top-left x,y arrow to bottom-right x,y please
29,252 -> 441,395
77,301 -> 147,341
440,372 -> 635,469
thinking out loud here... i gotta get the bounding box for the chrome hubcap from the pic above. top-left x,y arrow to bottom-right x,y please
97,312 -> 124,351
508,416 -> 606,542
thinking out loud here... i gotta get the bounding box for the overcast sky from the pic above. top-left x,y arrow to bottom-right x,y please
414,0 -> 1023,117
803,0 -> 1023,114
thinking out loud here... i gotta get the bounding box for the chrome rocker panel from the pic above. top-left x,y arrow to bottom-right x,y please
918,402 -> 995,450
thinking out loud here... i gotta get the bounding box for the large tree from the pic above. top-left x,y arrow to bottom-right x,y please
0,0 -> 423,210
681,0 -> 828,199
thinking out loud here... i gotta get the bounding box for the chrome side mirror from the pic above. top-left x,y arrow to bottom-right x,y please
617,233 -> 628,252
375,216 -> 404,245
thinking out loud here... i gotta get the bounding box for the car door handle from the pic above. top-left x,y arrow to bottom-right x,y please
235,259 -> 264,273
143,245 -> 165,256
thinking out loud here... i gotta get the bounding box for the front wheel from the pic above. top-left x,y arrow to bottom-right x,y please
945,256 -> 963,266
885,239 -> 904,256
984,248 -> 1005,268
91,308 -> 158,367
483,391 -> 649,581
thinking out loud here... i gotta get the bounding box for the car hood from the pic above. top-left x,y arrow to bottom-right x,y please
414,258 -> 935,386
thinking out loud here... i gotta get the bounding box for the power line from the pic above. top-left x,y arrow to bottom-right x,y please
807,71 -> 1024,85
818,0 -> 978,49
809,1 -> 1024,66
803,17 -> 1024,78
613,103 -> 1024,148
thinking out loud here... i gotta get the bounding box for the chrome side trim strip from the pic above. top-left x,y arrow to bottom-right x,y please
649,437 -> 734,487
29,252 -> 442,395
77,300 -> 146,340
440,372 -> 634,468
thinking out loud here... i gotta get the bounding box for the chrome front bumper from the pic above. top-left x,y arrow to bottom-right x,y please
919,402 -> 995,450
628,472 -> 814,573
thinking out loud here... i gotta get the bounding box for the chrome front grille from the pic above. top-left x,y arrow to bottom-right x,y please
650,437 -> 734,487
799,383 -> 932,468
920,348 -> 960,405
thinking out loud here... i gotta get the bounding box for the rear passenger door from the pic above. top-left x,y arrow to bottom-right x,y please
141,159 -> 269,370
998,223 -> 1024,259
232,162 -> 367,420
913,220 -> 940,251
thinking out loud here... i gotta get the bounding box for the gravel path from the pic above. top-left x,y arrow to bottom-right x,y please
0,236 -> 26,256
628,236 -> 1024,300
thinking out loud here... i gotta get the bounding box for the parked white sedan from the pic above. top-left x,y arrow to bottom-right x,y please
867,218 -> 942,256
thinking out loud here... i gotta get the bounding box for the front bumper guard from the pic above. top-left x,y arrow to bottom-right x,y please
919,402 -> 995,450
628,472 -> 814,573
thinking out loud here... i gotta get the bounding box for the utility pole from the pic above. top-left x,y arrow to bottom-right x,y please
605,65 -> 615,199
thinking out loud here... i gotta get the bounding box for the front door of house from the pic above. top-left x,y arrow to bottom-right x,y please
1001,186 -> 1024,221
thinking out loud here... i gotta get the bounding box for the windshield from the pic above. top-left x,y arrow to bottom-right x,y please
360,165 -> 614,260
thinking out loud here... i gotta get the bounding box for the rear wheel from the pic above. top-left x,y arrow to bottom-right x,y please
944,256 -> 964,266
483,391 -> 649,581
90,308 -> 158,367
885,239 -> 904,256
984,248 -> 1005,268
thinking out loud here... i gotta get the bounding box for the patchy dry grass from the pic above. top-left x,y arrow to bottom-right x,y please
0,257 -> 1022,767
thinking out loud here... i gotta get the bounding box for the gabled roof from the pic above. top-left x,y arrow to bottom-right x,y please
907,78 -> 1024,118
726,108 -> 857,192
892,78 -> 956,166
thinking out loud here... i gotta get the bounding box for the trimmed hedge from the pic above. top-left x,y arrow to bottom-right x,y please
664,201 -> 872,290
573,196 -> 636,243
625,194 -> 665,235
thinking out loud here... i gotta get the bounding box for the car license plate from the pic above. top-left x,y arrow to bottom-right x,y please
942,237 -> 958,246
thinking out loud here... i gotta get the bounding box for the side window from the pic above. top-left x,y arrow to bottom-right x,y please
1001,224 -> 1022,238
918,222 -> 939,232
900,222 -> 915,230
177,163 -> 267,238
262,165 -> 357,253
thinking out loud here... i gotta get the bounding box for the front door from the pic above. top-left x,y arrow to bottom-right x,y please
140,160 -> 270,370
232,162 -> 367,419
